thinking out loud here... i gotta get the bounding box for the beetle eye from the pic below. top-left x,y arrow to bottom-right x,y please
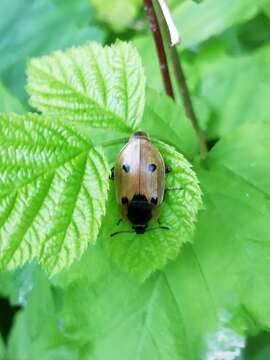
148,163 -> 157,172
122,164 -> 130,173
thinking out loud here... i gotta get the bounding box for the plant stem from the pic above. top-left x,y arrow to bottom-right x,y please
144,0 -> 175,99
170,46 -> 208,158
145,0 -> 208,159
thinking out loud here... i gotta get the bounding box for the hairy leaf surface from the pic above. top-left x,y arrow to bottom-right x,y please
0,113 -> 109,273
27,42 -> 145,132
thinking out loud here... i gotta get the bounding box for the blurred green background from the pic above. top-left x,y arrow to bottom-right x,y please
1,0 -> 270,359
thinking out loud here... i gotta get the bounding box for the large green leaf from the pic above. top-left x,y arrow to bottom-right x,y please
207,124 -> 270,194
27,42 -> 145,132
174,0 -> 269,48
196,45 -> 270,138
0,113 -> 109,274
7,123 -> 270,359
101,139 -> 202,281
7,268 -> 75,360
0,0 -> 104,104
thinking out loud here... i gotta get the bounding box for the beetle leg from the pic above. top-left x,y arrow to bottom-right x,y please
116,218 -> 122,226
165,165 -> 171,174
109,167 -> 115,180
164,187 -> 182,198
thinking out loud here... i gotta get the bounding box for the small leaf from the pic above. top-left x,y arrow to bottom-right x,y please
90,0 -> 142,32
27,41 -> 145,132
101,140 -> 202,281
0,113 -> 109,274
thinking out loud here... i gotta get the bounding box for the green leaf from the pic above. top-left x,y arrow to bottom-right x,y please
173,0 -> 268,48
132,36 -> 163,91
0,113 -> 109,274
245,332 -> 270,360
0,263 -> 38,305
8,123 -> 270,359
101,139 -> 202,281
90,0 -> 142,32
0,0 -> 105,104
207,124 -> 270,195
132,37 -> 211,131
7,268 -> 76,360
27,42 -> 145,132
142,88 -> 199,158
196,45 -> 270,138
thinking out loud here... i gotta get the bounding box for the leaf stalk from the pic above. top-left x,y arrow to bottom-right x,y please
143,0 -> 175,99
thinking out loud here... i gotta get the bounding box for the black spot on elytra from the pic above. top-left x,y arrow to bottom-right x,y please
148,163 -> 157,172
122,164 -> 130,173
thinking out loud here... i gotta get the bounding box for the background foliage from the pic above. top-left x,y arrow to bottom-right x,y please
0,0 -> 270,359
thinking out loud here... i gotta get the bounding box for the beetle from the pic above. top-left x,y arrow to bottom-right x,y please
110,131 -> 170,236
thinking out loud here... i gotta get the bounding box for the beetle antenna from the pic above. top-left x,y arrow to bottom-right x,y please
110,230 -> 135,237
110,226 -> 170,237
146,226 -> 170,232
165,187 -> 182,193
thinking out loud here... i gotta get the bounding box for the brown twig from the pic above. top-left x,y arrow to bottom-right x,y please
144,0 -> 174,99
170,46 -> 208,158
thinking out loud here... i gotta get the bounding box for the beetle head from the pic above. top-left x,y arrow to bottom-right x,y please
127,194 -> 152,232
